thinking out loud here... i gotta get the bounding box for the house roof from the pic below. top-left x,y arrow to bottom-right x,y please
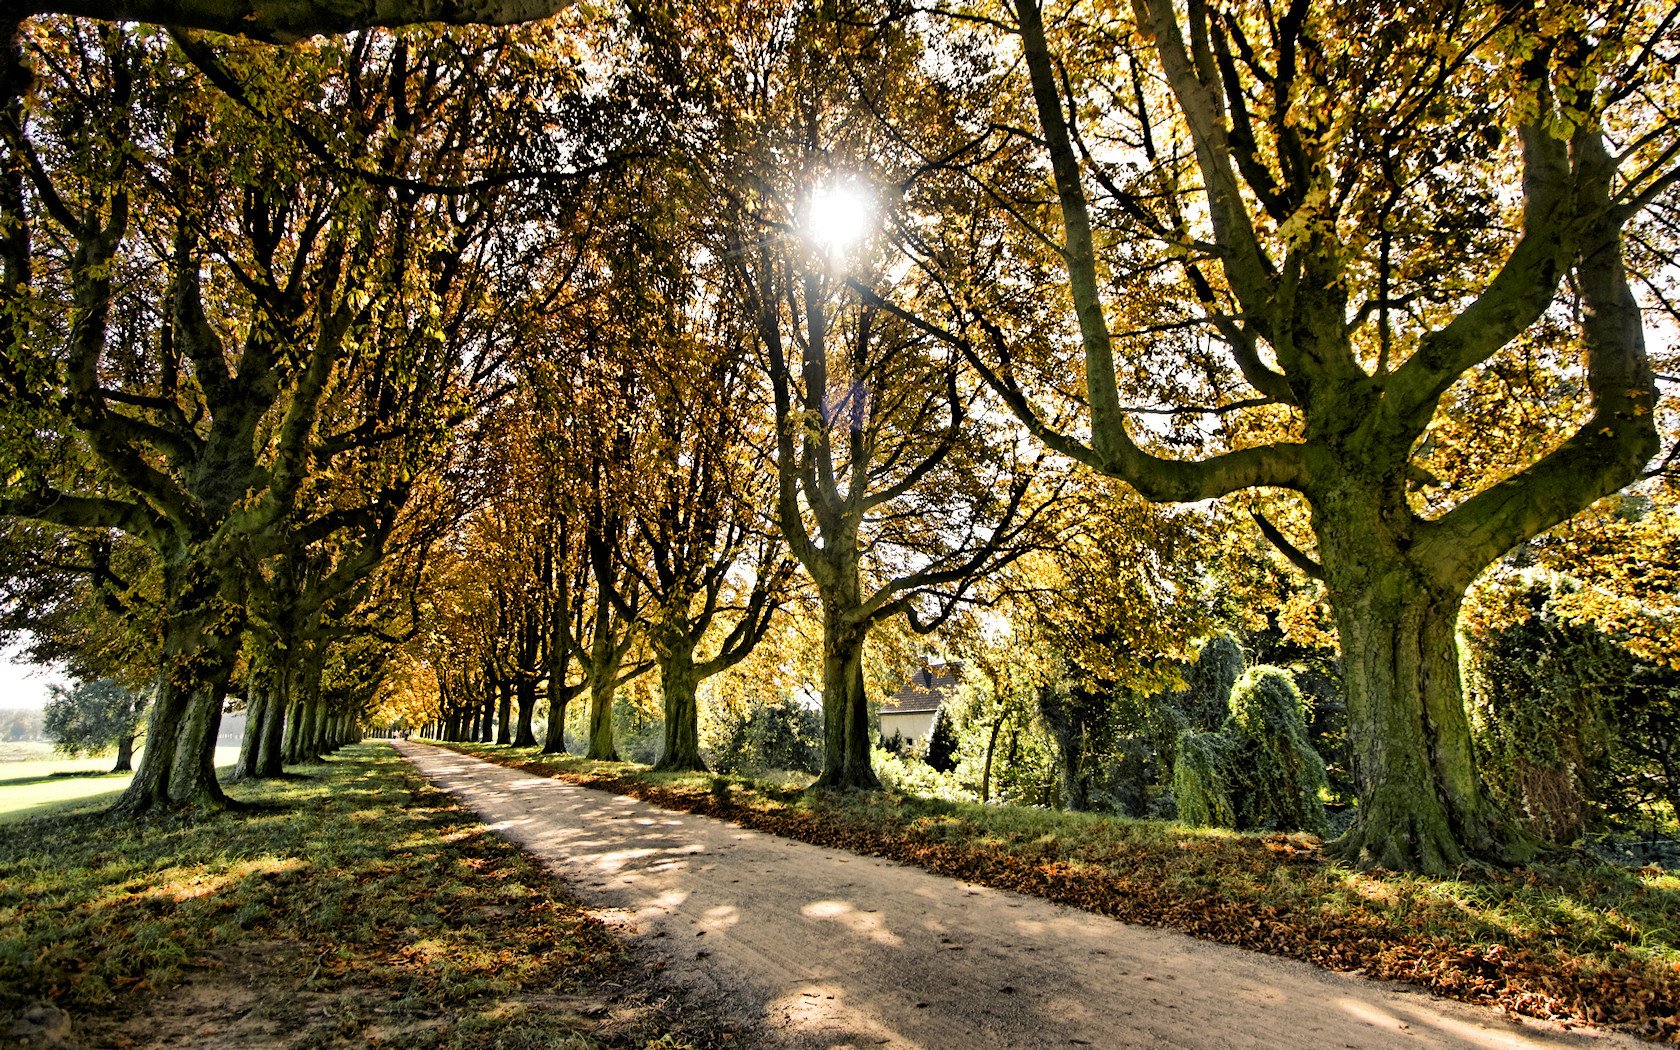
879,661 -> 963,715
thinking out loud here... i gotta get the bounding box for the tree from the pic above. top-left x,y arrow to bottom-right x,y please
584,174 -> 794,772
9,1 -> 569,43
883,0 -> 1676,870
1,19 -> 600,811
1225,668 -> 1329,835
1171,666 -> 1328,835
43,678 -> 147,772
924,706 -> 957,773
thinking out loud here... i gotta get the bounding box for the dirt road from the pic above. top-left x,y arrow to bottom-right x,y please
393,742 -> 1637,1049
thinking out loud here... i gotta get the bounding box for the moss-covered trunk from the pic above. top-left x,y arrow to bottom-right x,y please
654,642 -> 705,772
584,666 -> 619,761
542,690 -> 571,753
305,695 -> 330,759
1317,491 -> 1524,872
111,678 -> 183,811
234,679 -> 268,780
170,682 -> 226,807
112,562 -> 236,814
812,591 -> 878,791
584,600 -> 625,761
254,668 -> 289,777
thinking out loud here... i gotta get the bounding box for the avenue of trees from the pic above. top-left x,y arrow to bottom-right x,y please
1,0 -> 1677,875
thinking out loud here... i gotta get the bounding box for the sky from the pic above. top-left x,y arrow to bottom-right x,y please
0,640 -> 68,710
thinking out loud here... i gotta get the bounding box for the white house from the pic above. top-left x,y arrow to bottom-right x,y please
878,660 -> 962,749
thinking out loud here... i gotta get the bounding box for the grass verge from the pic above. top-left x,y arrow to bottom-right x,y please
438,740 -> 1680,1044
0,742 -> 726,1049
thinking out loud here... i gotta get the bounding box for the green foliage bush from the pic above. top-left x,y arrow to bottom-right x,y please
1172,729 -> 1237,828
1225,667 -> 1329,834
1035,677 -> 1115,811
613,695 -> 664,766
1170,665 -> 1328,834
1466,577 -> 1680,842
706,701 -> 822,776
924,707 -> 958,773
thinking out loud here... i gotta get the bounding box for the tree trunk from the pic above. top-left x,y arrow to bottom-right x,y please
1318,503 -> 1527,873
478,689 -> 495,743
254,667 -> 289,777
111,734 -> 135,774
1057,727 -> 1090,812
543,645 -> 572,753
654,642 -> 706,772
305,694 -> 330,759
282,696 -> 305,763
235,676 -> 268,780
169,682 -> 227,807
111,578 -> 235,814
542,691 -> 571,753
495,679 -> 512,745
585,666 -> 619,761
981,710 -> 1007,804
513,678 -> 538,747
812,595 -> 878,790
583,601 -> 625,760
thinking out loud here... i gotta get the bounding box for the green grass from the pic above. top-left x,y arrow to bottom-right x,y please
442,739 -> 1680,1042
0,743 -> 716,1048
0,746 -> 241,825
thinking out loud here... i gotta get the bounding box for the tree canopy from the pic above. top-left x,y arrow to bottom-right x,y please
1,0 -> 1676,876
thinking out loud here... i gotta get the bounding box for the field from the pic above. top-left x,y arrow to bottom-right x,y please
0,742 -> 241,825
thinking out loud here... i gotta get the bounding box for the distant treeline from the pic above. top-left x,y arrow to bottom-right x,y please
0,709 -> 45,742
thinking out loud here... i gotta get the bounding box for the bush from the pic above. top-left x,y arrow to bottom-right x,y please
1225,668 -> 1328,834
1466,577 -> 1680,841
613,694 -> 664,765
707,701 -> 822,776
924,707 -> 958,773
1172,730 -> 1237,828
1169,665 -> 1328,834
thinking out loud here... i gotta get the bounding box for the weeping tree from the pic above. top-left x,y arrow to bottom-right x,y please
1226,668 -> 1329,835
1172,730 -> 1239,829
1172,666 -> 1328,835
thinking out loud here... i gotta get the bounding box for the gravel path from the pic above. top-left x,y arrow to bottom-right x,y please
393,741 -> 1640,1049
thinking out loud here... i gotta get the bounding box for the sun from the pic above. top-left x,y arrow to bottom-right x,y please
804,181 -> 874,255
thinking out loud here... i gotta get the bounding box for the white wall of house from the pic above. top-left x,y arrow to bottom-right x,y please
880,710 -> 936,747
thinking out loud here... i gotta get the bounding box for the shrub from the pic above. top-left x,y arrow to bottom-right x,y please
1466,577 -> 1680,841
1225,667 -> 1328,834
707,701 -> 822,776
1172,729 -> 1238,828
924,707 -> 958,773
